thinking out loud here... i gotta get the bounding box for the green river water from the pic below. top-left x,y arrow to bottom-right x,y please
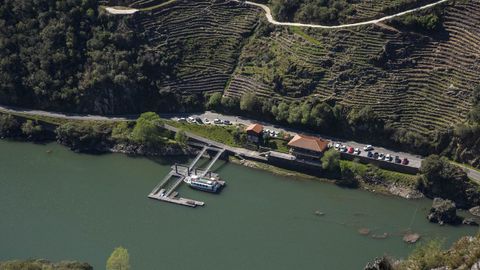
0,140 -> 477,269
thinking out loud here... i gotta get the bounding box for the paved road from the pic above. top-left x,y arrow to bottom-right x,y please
2,104 -> 479,182
235,0 -> 449,29
167,111 -> 423,168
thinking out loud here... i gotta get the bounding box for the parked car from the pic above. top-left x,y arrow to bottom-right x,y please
363,145 -> 374,151
367,151 -> 373,158
178,117 -> 187,122
395,156 -> 401,163
187,116 -> 195,122
378,153 -> 385,160
213,118 -> 222,124
195,117 -> 203,124
402,158 -> 409,165
347,147 -> 354,154
340,145 -> 348,152
204,118 -> 211,124
353,148 -> 361,155
223,120 -> 231,125
373,152 -> 379,159
334,143 -> 341,149
385,154 -> 392,162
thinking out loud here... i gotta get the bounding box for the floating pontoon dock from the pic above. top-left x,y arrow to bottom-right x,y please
148,145 -> 225,207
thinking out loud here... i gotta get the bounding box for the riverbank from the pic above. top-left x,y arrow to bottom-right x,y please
0,111 -> 423,200
2,111 -> 478,208
230,156 -> 422,199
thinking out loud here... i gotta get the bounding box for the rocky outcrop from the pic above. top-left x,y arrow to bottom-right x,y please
0,259 -> 93,270
470,206 -> 480,217
462,218 -> 479,226
111,142 -> 195,156
364,257 -> 394,270
427,198 -> 462,225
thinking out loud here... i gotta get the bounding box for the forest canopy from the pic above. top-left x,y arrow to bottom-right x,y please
0,0 -> 175,114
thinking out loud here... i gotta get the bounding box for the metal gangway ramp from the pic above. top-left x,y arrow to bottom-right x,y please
147,145 -> 226,207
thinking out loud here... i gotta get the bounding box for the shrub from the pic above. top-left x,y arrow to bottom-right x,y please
0,114 -> 21,137
206,92 -> 223,110
321,149 -> 340,173
131,112 -> 165,144
21,120 -> 43,137
175,129 -> 188,145
240,92 -> 258,113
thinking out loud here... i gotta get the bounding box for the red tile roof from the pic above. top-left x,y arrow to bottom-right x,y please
246,123 -> 263,134
287,134 -> 329,153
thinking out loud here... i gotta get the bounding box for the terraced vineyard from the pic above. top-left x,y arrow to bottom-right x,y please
105,0 -> 479,136
226,0 -> 480,135
347,0 -> 440,22
127,0 -> 259,96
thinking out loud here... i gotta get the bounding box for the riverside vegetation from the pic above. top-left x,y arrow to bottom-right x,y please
365,234 -> 480,270
0,246 -> 130,270
2,110 -> 479,210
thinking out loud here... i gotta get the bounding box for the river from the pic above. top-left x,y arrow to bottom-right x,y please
0,140 -> 476,269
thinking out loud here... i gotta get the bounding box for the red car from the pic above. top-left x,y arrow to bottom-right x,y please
402,158 -> 409,165
347,147 -> 354,154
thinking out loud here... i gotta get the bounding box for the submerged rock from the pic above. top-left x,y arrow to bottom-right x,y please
371,233 -> 389,239
314,210 -> 325,216
403,233 -> 421,244
358,228 -> 370,235
427,198 -> 462,225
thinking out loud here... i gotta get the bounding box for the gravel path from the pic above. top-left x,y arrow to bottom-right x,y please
236,0 -> 449,29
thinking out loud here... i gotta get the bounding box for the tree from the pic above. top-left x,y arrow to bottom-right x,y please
21,120 -> 43,137
131,112 -> 163,144
175,129 -> 188,145
321,149 -> 340,173
221,96 -> 239,112
0,114 -> 20,137
347,106 -> 384,135
111,122 -> 132,141
272,101 -> 289,122
106,247 -> 130,270
419,155 -> 480,208
206,92 -> 222,110
240,92 -> 258,112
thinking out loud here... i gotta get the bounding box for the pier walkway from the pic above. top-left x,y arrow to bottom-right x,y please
148,145 -> 225,207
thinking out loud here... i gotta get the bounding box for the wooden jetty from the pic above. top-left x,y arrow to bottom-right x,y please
148,145 -> 225,208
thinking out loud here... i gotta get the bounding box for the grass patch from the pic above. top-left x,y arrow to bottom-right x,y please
267,138 -> 290,153
167,121 -> 242,147
290,27 -> 324,48
340,160 -> 419,187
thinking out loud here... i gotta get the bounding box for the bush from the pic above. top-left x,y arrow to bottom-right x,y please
321,149 -> 340,173
206,92 -> 223,110
240,92 -> 258,113
131,112 -> 165,144
419,155 -> 480,208
0,114 -> 21,137
175,129 -> 188,145
21,120 -> 43,138
396,240 -> 445,270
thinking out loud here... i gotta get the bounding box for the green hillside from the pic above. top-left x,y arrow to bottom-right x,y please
0,0 -> 479,166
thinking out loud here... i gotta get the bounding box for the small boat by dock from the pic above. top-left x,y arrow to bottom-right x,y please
184,175 -> 225,193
